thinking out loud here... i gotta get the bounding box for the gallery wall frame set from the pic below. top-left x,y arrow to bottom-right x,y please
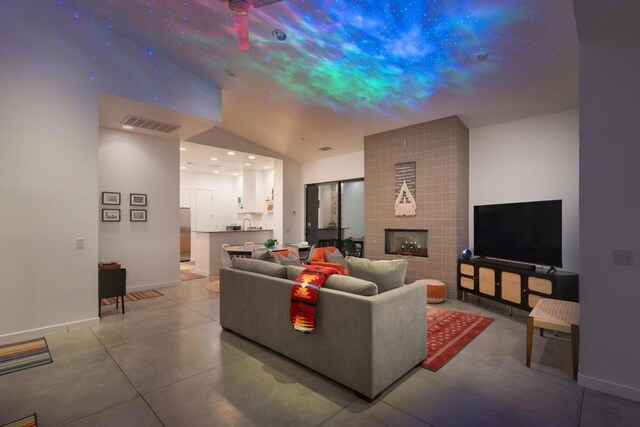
101,191 -> 148,222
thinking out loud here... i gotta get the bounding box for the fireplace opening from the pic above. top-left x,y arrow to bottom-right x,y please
385,229 -> 428,257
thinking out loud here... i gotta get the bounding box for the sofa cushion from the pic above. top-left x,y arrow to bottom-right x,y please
232,258 -> 287,278
276,251 -> 302,266
325,248 -> 345,266
286,265 -> 305,281
251,247 -> 278,263
345,257 -> 407,293
325,275 -> 378,296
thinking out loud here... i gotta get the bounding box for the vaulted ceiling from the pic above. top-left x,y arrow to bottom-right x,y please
63,0 -> 579,160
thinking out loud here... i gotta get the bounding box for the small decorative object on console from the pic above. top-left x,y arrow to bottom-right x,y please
264,238 -> 276,248
461,248 -> 472,260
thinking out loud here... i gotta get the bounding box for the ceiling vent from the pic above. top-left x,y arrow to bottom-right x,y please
121,115 -> 181,133
318,146 -> 333,151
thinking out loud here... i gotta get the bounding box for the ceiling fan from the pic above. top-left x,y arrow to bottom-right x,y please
219,0 -> 285,50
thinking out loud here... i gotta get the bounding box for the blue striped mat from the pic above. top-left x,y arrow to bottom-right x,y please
0,338 -> 52,376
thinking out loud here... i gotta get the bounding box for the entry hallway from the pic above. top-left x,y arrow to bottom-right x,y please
1,277 -> 639,426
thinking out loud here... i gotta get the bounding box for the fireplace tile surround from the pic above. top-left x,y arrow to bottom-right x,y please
364,116 -> 469,297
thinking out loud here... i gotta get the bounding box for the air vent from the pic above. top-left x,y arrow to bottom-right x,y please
318,146 -> 333,151
121,115 -> 181,134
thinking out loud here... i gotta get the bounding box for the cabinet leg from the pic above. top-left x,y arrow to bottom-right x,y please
461,291 -> 466,302
571,324 -> 579,380
540,328 -> 544,337
526,316 -> 533,367
509,306 -> 513,317
122,296 -> 125,314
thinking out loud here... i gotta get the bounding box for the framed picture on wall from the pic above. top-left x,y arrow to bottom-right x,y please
130,209 -> 147,222
102,209 -> 121,222
130,193 -> 147,206
102,192 -> 121,205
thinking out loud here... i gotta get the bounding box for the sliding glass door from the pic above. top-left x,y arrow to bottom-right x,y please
305,178 -> 364,257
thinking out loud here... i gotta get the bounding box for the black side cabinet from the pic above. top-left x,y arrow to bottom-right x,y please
458,259 -> 578,311
98,268 -> 126,317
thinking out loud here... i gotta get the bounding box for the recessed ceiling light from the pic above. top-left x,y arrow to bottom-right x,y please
272,29 -> 287,41
210,157 -> 218,161
179,147 -> 187,151
248,155 -> 256,159
245,163 -> 251,166
227,151 -> 236,156
264,166 -> 269,169
122,124 -> 134,130
180,166 -> 186,170
233,173 -> 239,176
213,170 -> 220,174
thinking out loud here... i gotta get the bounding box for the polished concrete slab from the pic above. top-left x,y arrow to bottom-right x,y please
1,278 -> 638,426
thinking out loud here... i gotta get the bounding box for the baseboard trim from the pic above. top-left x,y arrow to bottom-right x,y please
127,280 -> 180,292
0,317 -> 100,346
578,373 -> 640,402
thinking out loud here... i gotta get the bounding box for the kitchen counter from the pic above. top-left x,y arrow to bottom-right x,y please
192,229 -> 274,273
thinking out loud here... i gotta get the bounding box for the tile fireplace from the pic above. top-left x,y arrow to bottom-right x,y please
385,229 -> 428,257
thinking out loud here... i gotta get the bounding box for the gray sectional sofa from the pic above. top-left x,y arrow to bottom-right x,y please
219,258 -> 427,400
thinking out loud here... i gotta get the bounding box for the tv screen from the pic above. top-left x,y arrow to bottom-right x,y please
474,200 -> 562,267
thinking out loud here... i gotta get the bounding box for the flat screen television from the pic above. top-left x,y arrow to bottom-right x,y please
474,200 -> 562,267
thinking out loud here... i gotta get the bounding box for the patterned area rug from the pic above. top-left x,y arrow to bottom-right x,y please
180,271 -> 206,281
0,338 -> 52,376
422,307 -> 493,372
100,290 -> 163,306
1,413 -> 37,427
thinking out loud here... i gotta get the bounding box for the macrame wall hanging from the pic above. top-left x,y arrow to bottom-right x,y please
394,140 -> 417,216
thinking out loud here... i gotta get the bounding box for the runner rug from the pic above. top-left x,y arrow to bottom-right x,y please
180,271 -> 206,281
100,290 -> 163,306
1,413 -> 37,427
422,307 -> 493,372
0,338 -> 52,376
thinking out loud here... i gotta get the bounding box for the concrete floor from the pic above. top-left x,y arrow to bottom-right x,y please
1,277 -> 639,427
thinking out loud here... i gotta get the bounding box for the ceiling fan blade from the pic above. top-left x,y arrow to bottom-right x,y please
251,0 -> 285,9
233,13 -> 250,50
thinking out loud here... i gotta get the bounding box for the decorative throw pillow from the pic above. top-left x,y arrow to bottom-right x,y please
345,257 -> 407,293
251,247 -> 278,263
276,252 -> 302,266
286,265 -> 305,281
324,275 -> 378,296
325,249 -> 345,266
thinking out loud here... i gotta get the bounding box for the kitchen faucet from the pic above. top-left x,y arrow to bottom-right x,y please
242,217 -> 252,231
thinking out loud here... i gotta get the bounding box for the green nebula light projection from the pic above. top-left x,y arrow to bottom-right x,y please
57,0 -> 531,115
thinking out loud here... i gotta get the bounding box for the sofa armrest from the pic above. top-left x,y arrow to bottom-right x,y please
368,282 -> 427,395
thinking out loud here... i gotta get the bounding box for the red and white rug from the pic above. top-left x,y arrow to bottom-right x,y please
422,307 -> 493,372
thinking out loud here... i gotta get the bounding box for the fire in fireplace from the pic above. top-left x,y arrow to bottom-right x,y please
385,229 -> 428,257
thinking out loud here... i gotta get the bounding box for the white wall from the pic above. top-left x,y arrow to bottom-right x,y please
180,172 -> 241,232
301,151 -> 365,185
99,128 -> 179,290
578,23 -> 640,400
469,110 -> 580,272
0,1 -> 220,342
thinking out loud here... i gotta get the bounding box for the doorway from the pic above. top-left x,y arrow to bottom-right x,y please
305,178 -> 364,257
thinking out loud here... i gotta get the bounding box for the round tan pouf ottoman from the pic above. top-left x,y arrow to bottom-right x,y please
419,279 -> 446,304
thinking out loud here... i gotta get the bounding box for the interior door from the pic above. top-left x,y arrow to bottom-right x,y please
305,184 -> 319,244
194,189 -> 215,232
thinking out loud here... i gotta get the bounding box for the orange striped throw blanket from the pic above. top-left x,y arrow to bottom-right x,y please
290,265 -> 340,332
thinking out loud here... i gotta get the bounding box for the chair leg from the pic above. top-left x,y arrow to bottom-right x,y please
571,324 -> 579,380
526,316 -> 534,367
121,296 -> 125,314
98,300 -> 101,318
